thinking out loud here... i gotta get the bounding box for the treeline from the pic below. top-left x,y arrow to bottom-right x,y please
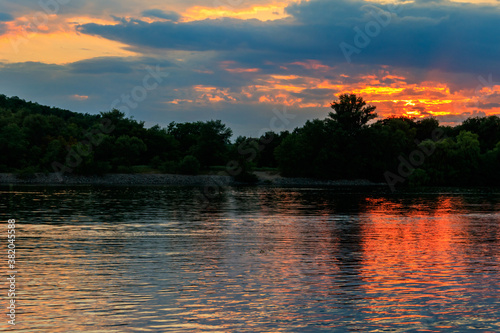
0,94 -> 236,177
1,94 -> 500,187
275,94 -> 500,187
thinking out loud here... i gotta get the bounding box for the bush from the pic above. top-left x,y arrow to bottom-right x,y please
15,166 -> 39,179
159,161 -> 177,174
116,165 -> 133,173
178,155 -> 200,175
409,168 -> 431,187
150,156 -> 163,169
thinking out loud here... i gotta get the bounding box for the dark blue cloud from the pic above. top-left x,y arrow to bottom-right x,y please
0,12 -> 13,21
76,0 -> 500,77
142,9 -> 180,22
0,12 -> 12,34
69,57 -> 135,74
79,18 -> 292,52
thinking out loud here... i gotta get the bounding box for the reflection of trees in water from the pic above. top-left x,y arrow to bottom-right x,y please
7,185 -> 500,331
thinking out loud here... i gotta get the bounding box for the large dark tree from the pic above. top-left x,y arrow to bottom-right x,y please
328,94 -> 377,134
167,120 -> 232,168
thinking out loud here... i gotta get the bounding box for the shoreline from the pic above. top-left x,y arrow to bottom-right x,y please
0,173 -> 384,187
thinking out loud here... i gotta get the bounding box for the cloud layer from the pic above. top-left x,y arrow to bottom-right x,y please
1,0 -> 500,136
77,0 -> 500,75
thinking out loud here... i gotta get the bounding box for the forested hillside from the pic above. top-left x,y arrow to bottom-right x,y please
1,94 -> 500,188
0,94 -> 235,176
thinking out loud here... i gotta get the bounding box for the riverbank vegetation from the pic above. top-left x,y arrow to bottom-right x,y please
1,94 -> 499,187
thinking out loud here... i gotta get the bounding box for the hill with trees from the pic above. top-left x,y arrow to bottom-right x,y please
1,93 -> 499,188
0,94 -> 233,177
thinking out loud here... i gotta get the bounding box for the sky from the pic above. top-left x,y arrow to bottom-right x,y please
1,0 -> 500,136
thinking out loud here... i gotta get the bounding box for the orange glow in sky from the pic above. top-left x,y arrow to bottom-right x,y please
1,0 -> 499,124
181,2 -> 293,22
0,16 -> 136,64
157,67 -> 500,118
0,32 -> 137,64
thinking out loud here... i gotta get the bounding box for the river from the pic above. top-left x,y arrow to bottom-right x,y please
1,185 -> 499,332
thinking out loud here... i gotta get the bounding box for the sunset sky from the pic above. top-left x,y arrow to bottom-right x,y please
1,0 -> 500,136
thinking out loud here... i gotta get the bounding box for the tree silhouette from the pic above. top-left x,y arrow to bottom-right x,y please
3,93 -> 500,187
329,94 -> 377,134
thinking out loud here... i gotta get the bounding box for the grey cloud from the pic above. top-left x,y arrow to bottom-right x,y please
69,57 -> 134,74
0,58 -> 310,137
435,111 -> 487,124
291,88 -> 338,100
474,102 -> 500,110
142,9 -> 180,22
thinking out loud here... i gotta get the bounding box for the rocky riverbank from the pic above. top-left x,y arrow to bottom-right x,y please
0,172 -> 384,187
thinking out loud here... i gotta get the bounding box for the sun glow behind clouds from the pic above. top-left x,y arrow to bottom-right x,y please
181,2 -> 293,22
0,32 -> 138,64
278,66 -> 495,119
0,16 -> 136,64
349,81 -> 473,118
160,63 -> 500,119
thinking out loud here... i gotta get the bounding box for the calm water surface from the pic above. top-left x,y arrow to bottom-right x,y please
1,185 -> 500,332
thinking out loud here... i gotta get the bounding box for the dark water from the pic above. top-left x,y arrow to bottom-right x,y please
1,185 -> 500,332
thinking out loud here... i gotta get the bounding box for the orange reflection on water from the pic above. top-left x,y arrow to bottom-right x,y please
359,196 -> 473,326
